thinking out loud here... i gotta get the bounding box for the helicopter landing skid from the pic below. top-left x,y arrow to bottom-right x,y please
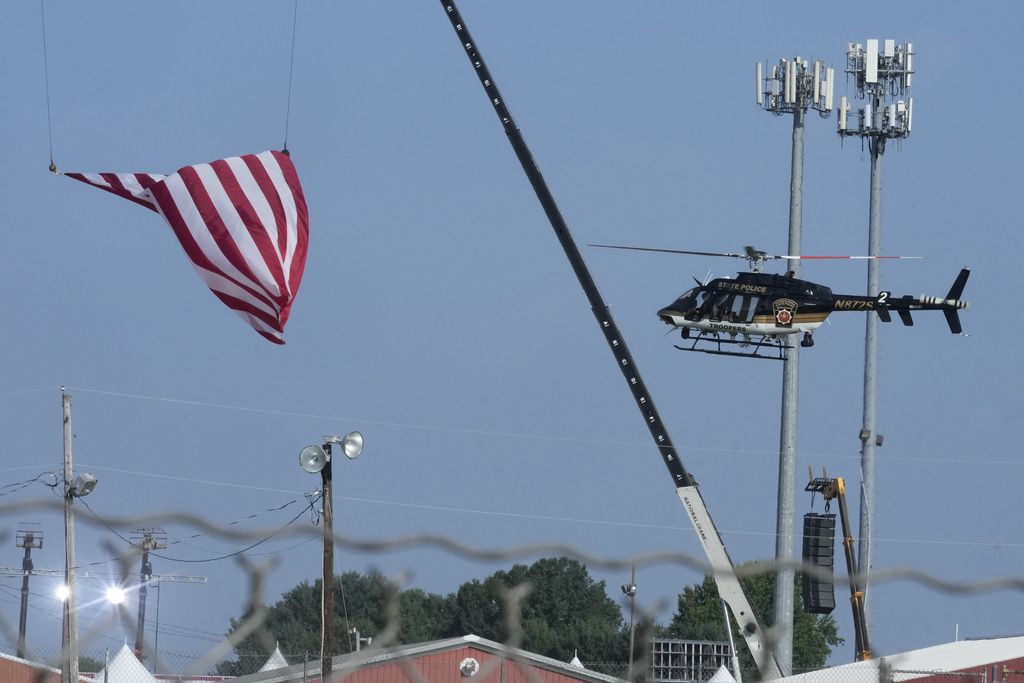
674,332 -> 790,360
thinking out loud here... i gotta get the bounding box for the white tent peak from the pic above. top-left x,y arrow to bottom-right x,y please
259,643 -> 290,672
96,642 -> 156,683
709,664 -> 738,683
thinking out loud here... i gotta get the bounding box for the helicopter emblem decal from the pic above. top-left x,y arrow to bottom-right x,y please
773,299 -> 797,327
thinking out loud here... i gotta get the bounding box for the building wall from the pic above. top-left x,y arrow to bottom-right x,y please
0,658 -> 61,683
336,645 -> 603,683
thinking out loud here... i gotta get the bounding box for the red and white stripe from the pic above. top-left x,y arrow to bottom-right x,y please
67,150 -> 308,344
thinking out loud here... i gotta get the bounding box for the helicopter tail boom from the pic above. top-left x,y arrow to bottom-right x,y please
882,268 -> 971,334
831,269 -> 970,334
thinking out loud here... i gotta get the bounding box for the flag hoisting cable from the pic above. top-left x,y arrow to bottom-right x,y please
40,0 -> 58,174
283,0 -> 299,155
65,151 -> 310,344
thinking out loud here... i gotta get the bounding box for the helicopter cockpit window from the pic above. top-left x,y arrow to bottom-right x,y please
677,288 -> 709,320
675,287 -> 702,309
729,295 -> 760,323
707,293 -> 730,322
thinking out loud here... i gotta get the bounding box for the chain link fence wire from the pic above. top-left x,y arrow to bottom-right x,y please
3,498 -> 1024,682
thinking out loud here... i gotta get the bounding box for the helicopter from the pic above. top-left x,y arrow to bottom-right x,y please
590,244 -> 970,360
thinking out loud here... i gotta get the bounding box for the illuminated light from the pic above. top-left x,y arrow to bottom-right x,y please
56,585 -> 70,601
106,586 -> 127,605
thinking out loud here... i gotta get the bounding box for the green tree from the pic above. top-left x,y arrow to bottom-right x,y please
450,557 -> 627,663
79,654 -> 104,673
666,561 -> 843,677
216,570 -> 452,676
217,559 -> 628,676
399,587 -> 457,644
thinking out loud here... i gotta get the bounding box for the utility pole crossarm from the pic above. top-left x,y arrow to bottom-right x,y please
0,567 -> 207,582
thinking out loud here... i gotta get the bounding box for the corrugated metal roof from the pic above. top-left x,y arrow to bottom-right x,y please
228,634 -> 627,683
785,636 -> 1024,683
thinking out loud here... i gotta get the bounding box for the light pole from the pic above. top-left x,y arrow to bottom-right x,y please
299,432 -> 363,682
61,389 -> 98,683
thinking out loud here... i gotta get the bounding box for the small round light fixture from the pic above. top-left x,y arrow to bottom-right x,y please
459,657 -> 479,677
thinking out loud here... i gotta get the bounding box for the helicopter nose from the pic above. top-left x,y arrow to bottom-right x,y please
658,305 -> 685,326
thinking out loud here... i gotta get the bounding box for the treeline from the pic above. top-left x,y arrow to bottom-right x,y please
217,557 -> 841,677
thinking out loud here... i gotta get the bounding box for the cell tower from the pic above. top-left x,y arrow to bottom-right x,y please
756,56 -> 834,677
836,39 -> 914,628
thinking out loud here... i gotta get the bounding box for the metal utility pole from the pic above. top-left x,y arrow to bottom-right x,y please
131,527 -> 168,664
837,39 -> 913,626
621,568 -> 637,676
16,523 -> 44,659
757,56 -> 834,676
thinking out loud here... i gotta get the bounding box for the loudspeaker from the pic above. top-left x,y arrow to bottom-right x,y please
299,445 -> 328,473
802,512 -> 836,614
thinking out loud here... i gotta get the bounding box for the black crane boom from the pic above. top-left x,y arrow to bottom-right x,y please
437,4 -> 783,678
439,2 -> 691,489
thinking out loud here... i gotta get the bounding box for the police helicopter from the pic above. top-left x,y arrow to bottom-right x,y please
590,244 -> 970,360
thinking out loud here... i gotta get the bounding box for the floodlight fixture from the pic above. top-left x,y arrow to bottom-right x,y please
69,473 -> 98,498
56,584 -> 70,602
299,445 -> 329,473
324,431 -> 364,460
106,586 -> 126,605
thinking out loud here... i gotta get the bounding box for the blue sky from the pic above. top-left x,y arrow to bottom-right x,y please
2,0 -> 1022,672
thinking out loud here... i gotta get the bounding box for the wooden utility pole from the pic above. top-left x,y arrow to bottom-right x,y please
61,389 -> 79,683
321,458 -> 334,682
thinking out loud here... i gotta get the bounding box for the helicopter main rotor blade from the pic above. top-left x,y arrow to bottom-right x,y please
590,244 -> 923,262
784,254 -> 925,260
589,244 -> 749,259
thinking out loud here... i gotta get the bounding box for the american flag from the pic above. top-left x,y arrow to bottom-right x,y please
66,150 -> 309,345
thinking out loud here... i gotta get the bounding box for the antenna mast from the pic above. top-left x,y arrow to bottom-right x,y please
756,55 -> 834,676
837,39 -> 914,628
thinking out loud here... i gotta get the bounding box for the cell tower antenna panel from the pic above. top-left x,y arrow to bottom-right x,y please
866,39 -> 879,83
